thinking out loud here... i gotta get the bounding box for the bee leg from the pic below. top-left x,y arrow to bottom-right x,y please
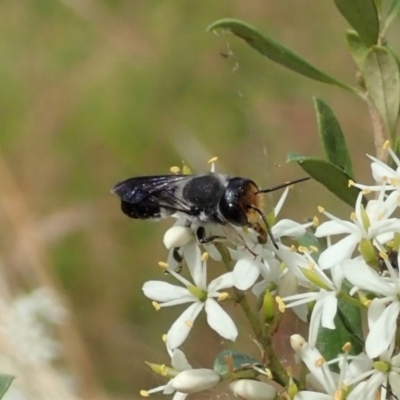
173,248 -> 183,264
196,227 -> 226,244
253,222 -> 268,244
165,247 -> 183,274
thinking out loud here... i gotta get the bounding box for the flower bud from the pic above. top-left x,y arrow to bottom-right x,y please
163,226 -> 193,249
171,369 -> 220,393
229,379 -> 276,400
290,334 -> 306,354
263,290 -> 274,323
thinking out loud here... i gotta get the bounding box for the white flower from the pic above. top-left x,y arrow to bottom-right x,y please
229,379 -> 276,400
143,347 -> 220,399
143,241 -> 237,349
344,350 -> 400,400
315,190 -> 400,269
281,249 -> 341,347
358,147 -> 400,192
291,335 -> 356,400
291,335 -> 338,396
231,218 -> 312,291
342,257 -> 400,358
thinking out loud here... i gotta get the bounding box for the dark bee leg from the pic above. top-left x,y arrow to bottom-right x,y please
173,248 -> 183,264
196,227 -> 226,244
247,205 -> 279,249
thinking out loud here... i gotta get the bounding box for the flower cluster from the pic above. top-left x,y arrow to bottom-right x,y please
139,152 -> 400,400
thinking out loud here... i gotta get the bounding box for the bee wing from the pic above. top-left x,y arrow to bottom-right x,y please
112,175 -> 194,214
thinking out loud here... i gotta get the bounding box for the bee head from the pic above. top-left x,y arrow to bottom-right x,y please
219,178 -> 263,226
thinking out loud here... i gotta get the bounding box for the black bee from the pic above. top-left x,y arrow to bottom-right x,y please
112,173 -> 308,249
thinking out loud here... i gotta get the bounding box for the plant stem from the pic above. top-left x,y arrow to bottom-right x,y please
215,243 -> 289,386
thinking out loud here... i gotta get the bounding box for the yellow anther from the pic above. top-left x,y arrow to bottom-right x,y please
315,357 -> 325,367
158,261 -> 169,269
218,292 -> 229,301
317,206 -> 325,213
161,364 -> 168,376
290,245 -> 297,252
208,156 -> 218,164
140,390 -> 150,397
361,189 -> 371,195
170,166 -> 180,174
390,178 -> 400,187
383,140 -> 390,150
363,299 -> 372,307
348,179 -> 355,187
162,334 -> 167,342
264,368 -> 273,379
152,301 -> 161,311
298,246 -> 307,253
276,296 -> 286,313
201,252 -> 209,262
185,320 -> 194,328
310,245 -> 319,253
342,342 -> 352,352
350,212 -> 356,221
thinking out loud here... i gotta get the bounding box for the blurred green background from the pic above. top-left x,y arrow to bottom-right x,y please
0,1 -> 396,399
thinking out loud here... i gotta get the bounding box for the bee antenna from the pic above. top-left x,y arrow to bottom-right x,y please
257,177 -> 310,194
247,204 -> 279,250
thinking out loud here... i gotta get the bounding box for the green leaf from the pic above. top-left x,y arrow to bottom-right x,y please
346,30 -> 369,70
0,375 -> 13,398
333,0 -> 379,47
207,19 -> 354,91
362,46 -> 400,135
287,153 -> 361,207
317,295 -> 363,369
383,0 -> 400,33
213,350 -> 261,378
386,44 -> 400,71
314,97 -> 354,177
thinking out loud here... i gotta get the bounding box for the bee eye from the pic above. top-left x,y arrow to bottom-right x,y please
218,178 -> 251,226
220,201 -> 249,226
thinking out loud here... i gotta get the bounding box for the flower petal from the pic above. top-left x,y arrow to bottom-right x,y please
366,301 -> 400,358
143,281 -> 192,302
295,392 -> 332,400
315,220 -> 356,236
318,234 -> 359,269
167,302 -> 204,349
342,259 -> 395,296
208,272 -> 234,293
233,257 -> 261,290
230,379 -> 276,400
171,369 -> 220,393
205,298 -> 237,341
183,242 -> 203,288
171,349 -> 192,372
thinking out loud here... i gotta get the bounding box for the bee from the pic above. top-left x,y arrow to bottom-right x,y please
112,173 -> 308,249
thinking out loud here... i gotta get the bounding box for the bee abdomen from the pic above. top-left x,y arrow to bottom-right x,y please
121,201 -> 168,219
